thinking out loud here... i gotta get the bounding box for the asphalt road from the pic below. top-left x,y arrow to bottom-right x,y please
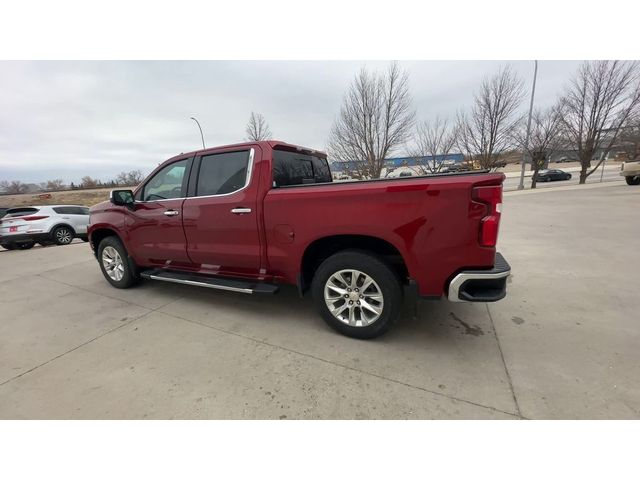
0,182 -> 638,419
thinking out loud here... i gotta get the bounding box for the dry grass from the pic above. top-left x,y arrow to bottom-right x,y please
0,188 -> 112,208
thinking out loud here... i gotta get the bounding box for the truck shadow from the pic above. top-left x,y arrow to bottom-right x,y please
159,281 -> 493,348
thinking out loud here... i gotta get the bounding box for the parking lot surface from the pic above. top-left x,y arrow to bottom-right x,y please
1,183 -> 638,419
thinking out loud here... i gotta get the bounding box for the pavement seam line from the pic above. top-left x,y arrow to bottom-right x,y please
167,312 -> 520,419
485,303 -> 523,419
0,295 -> 187,389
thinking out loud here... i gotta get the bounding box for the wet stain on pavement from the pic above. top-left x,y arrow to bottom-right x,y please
449,312 -> 484,336
511,316 -> 525,325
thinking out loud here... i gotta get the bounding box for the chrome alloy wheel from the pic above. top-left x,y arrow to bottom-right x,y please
56,228 -> 73,244
324,269 -> 384,327
102,246 -> 125,281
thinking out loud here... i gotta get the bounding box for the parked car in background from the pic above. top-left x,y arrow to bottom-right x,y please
399,171 -> 413,177
0,205 -> 90,250
89,140 -> 510,339
537,169 -> 572,182
620,159 -> 640,185
556,157 -> 572,163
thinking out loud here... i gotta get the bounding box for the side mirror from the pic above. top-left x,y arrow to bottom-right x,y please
110,189 -> 135,207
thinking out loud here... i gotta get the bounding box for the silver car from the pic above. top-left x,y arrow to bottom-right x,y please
0,205 -> 90,250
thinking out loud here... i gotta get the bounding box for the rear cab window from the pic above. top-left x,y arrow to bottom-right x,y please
272,148 -> 332,187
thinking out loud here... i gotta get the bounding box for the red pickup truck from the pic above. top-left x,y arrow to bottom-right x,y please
88,140 -> 510,339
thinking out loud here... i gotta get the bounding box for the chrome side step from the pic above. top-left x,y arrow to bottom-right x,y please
140,269 -> 279,294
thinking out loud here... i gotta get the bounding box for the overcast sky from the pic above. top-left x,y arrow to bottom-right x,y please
0,60 -> 583,184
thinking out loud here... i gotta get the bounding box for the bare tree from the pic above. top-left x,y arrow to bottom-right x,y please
513,108 -> 563,188
245,112 -> 272,141
557,60 -> 640,184
46,179 -> 66,191
408,117 -> 458,174
456,66 -> 524,170
126,169 -> 144,185
328,62 -> 416,179
116,171 -> 129,186
115,170 -> 144,186
0,180 -> 29,194
80,176 -> 99,189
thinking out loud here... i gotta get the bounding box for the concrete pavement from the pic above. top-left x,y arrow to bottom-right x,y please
0,183 -> 638,419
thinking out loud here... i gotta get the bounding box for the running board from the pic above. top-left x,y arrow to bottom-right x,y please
140,269 -> 279,294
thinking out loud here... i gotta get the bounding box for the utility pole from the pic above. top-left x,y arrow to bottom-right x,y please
190,117 -> 206,149
518,60 -> 538,190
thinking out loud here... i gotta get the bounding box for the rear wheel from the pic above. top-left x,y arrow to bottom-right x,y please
97,236 -> 139,288
1,243 -> 16,250
311,250 -> 403,339
52,226 -> 74,245
625,176 -> 640,185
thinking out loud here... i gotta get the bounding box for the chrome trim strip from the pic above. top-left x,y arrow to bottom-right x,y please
447,269 -> 511,302
147,274 -> 254,294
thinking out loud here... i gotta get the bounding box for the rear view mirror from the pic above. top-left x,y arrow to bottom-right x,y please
110,189 -> 135,207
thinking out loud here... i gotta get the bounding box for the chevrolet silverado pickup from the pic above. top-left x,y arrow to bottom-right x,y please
88,140 -> 510,339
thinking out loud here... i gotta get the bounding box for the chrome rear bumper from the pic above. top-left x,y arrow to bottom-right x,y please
448,253 -> 511,302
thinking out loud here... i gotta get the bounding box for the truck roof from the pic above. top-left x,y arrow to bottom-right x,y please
171,140 -> 327,163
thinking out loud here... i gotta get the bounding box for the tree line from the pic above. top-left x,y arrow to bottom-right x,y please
0,170 -> 144,195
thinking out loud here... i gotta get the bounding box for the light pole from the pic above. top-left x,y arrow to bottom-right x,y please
190,117 -> 206,149
518,60 -> 538,190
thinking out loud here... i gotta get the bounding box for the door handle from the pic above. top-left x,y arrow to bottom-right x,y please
231,208 -> 252,214
163,210 -> 180,216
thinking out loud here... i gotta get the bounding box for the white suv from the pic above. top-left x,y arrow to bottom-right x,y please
0,205 -> 90,250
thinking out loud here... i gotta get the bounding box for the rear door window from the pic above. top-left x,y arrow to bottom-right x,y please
53,207 -> 73,215
196,150 -> 250,196
272,150 -> 332,187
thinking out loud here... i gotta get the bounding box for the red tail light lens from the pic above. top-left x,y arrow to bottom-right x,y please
22,216 -> 49,221
472,186 -> 502,247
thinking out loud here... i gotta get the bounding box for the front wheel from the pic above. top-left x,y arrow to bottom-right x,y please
97,236 -> 139,288
625,176 -> 640,185
311,250 -> 403,339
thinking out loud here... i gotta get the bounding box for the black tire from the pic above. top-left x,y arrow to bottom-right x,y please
38,240 -> 54,247
311,249 -> 403,339
97,236 -> 139,289
52,225 -> 74,245
625,176 -> 640,185
15,241 -> 35,250
80,236 -> 89,242
1,243 -> 16,250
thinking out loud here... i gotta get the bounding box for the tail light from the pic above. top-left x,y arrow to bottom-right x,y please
22,216 -> 49,221
472,185 -> 502,247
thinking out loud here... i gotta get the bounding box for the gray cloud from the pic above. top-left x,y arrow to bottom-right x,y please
0,60 -> 582,183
